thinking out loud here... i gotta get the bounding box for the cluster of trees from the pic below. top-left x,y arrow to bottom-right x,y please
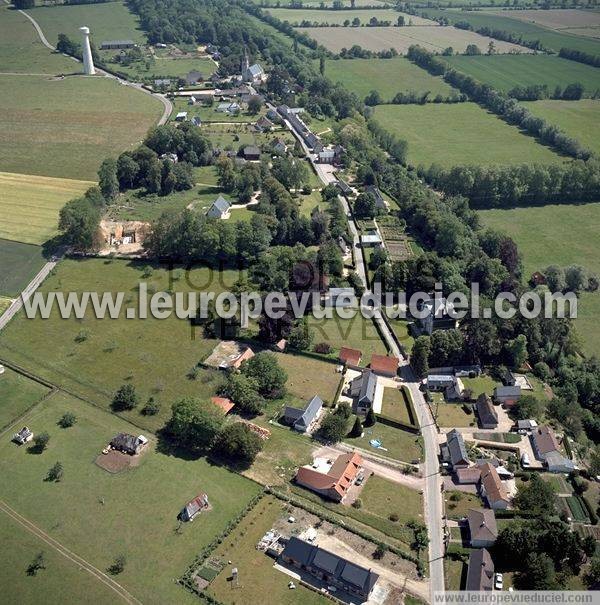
165,397 -> 263,465
560,47 -> 600,68
508,82 -> 587,102
339,45 -> 399,59
364,89 -> 466,106
58,186 -> 106,250
423,160 -> 600,208
543,264 -> 598,294
407,45 -> 592,160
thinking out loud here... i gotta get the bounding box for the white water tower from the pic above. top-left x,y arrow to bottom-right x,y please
79,26 -> 95,75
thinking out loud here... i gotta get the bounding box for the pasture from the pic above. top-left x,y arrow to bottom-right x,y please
298,25 -> 531,54
0,75 -> 162,180
422,8 -> 600,55
0,367 -> 49,431
521,99 -> 600,155
0,172 -> 93,245
0,3 -> 74,74
268,7 -> 431,26
0,238 -> 48,298
444,54 -> 600,95
479,202 -> 600,355
323,57 -> 456,101
373,102 -> 562,167
483,8 -> 600,32
0,391 -> 260,605
26,1 -> 146,48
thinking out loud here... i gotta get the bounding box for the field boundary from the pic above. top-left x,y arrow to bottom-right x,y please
0,499 -> 142,605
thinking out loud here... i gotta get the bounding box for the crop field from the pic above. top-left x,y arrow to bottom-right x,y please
0,391 -> 261,605
298,25 -> 532,54
521,99 -> 600,155
444,54 -> 600,95
322,57 -> 456,101
0,172 -> 93,245
479,202 -> 600,355
373,103 -> 562,167
0,3 -> 75,74
26,1 -> 147,48
268,7 -> 432,26
0,258 -> 245,431
206,496 -> 328,605
483,8 -> 600,32
0,238 -> 48,298
0,75 -> 162,180
0,367 -> 49,431
265,0 -> 388,6
421,8 -> 600,55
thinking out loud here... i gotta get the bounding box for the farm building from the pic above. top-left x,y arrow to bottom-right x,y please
339,346 -> 362,367
206,195 -> 231,219
295,452 -> 363,502
348,369 -> 377,416
476,394 -> 498,429
465,548 -> 494,591
283,395 -> 323,433
369,354 -> 398,377
181,493 -> 210,522
281,537 -> 379,600
110,433 -> 148,455
467,509 -> 498,548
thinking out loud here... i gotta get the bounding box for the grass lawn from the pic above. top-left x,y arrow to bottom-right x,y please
389,318 -> 414,354
434,403 -> 476,428
170,98 -> 264,124
445,557 -> 465,590
0,391 -> 261,605
27,2 -> 147,49
345,421 -> 423,463
0,368 -> 49,431
275,352 -> 341,405
0,3 -> 75,74
472,432 -> 521,444
0,172 -> 93,245
521,99 -> 600,155
479,202 -> 600,355
381,386 -> 413,424
541,473 -> 572,495
307,315 -> 388,359
0,258 -> 244,431
0,75 -> 163,180
445,491 -> 481,520
443,55 -> 600,95
207,496 -> 328,605
360,475 -> 424,526
461,375 -> 499,397
0,238 -> 48,298
322,57 -> 456,102
0,511 -> 117,605
373,103 -> 563,168
0,296 -> 12,315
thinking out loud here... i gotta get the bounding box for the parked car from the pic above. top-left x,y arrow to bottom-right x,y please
494,573 -> 503,590
521,452 -> 530,468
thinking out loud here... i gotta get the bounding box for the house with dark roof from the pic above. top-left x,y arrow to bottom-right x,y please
180,493 -> 209,522
348,369 -> 377,416
476,394 -> 498,429
206,195 -> 231,219
339,347 -> 362,367
441,429 -> 470,470
365,185 -> 387,212
185,70 -> 204,85
465,548 -> 494,591
110,433 -> 147,455
493,385 -> 521,407
283,395 -> 323,433
478,462 -> 510,509
467,509 -> 498,548
418,297 -> 458,335
531,425 -> 559,461
242,145 -> 261,161
295,452 -> 363,502
370,354 -> 398,377
255,116 -> 274,132
281,537 -> 379,600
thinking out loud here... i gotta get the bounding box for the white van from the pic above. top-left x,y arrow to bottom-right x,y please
521,452 -> 530,468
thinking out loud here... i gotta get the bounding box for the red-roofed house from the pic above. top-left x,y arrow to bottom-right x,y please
295,452 -> 363,502
369,354 -> 398,377
339,347 -> 362,367
211,396 -> 235,414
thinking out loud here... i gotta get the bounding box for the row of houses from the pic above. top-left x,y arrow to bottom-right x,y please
277,105 -> 324,153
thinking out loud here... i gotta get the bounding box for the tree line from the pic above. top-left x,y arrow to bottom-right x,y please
559,47 -> 600,68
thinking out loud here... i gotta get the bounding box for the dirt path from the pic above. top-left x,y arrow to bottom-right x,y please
316,533 -> 430,603
0,499 -> 142,605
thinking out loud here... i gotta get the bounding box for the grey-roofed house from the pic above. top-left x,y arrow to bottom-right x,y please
243,63 -> 265,83
493,385 -> 521,407
544,451 -> 576,473
281,537 -> 379,600
348,369 -> 377,416
365,185 -> 387,211
467,509 -> 498,548
441,429 -> 470,470
185,70 -> 203,85
476,394 -> 498,429
531,425 -> 559,461
242,145 -> 261,161
283,395 -> 323,433
465,548 -> 494,591
206,195 -> 231,219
